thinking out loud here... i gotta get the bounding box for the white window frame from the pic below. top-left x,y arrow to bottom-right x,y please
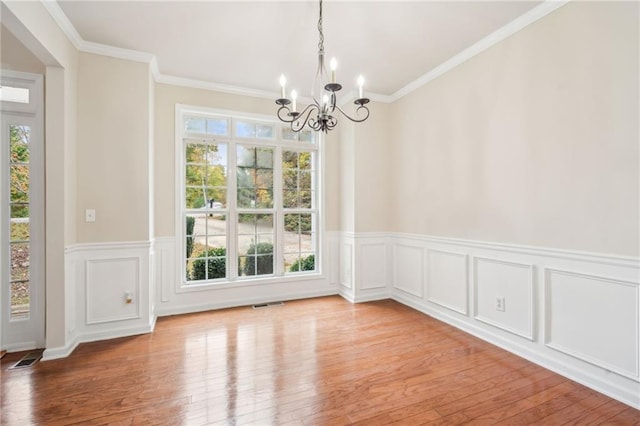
175,105 -> 323,291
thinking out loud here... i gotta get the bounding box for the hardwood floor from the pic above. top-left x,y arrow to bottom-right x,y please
2,296 -> 638,425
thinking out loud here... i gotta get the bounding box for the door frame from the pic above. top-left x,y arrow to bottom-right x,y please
1,69 -> 45,351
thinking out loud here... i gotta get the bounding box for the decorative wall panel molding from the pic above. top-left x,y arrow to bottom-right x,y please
86,257 -> 141,324
61,241 -> 154,355
360,242 -> 388,290
393,243 -> 424,298
341,242 -> 353,289
545,268 -> 639,381
427,250 -> 468,315
473,257 -> 534,340
381,232 -> 639,408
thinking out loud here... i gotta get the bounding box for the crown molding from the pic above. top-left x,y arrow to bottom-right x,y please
42,0 -> 568,104
41,0 -> 83,50
389,0 -> 570,102
155,74 -> 278,101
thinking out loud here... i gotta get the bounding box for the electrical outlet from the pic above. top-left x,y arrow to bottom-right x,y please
496,296 -> 505,312
85,209 -> 96,222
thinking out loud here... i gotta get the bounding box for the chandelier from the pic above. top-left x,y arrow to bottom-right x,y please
275,0 -> 370,133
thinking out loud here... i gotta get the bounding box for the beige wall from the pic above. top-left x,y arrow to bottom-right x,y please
390,1 -> 639,256
354,102 -> 392,232
154,83 -> 343,236
76,53 -> 152,243
1,24 -> 45,73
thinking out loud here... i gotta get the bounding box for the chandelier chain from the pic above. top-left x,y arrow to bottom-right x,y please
317,0 -> 324,53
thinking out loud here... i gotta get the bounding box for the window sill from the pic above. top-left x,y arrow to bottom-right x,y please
177,272 -> 326,293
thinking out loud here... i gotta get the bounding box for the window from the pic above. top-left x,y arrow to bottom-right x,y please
178,107 -> 319,285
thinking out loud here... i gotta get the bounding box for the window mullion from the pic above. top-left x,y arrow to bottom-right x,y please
228,139 -> 238,280
274,144 -> 284,276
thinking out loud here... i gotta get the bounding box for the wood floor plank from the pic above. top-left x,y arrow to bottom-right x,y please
1,296 -> 637,425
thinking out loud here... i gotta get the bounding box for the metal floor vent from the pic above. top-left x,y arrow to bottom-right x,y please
9,352 -> 42,369
252,301 -> 284,309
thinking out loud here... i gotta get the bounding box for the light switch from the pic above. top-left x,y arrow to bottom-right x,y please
85,209 -> 96,222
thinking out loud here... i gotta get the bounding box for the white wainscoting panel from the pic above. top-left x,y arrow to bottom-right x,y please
327,233 -> 340,286
57,241 -> 154,356
545,268 -> 639,380
360,242 -> 388,290
86,258 -> 141,324
341,241 -> 353,289
393,243 -> 424,298
387,232 -> 640,409
474,257 -> 534,340
427,250 -> 468,315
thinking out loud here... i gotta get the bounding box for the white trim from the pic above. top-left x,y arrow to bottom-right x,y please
389,0 -> 570,102
42,334 -> 79,361
40,0 -> 83,50
393,290 -> 640,410
390,232 -> 639,268
544,268 -> 640,381
1,71 -> 45,351
472,256 -> 535,341
157,74 -> 277,101
85,257 -> 141,324
65,240 -> 152,254
426,249 -> 469,315
155,288 -> 337,317
41,0 -> 568,104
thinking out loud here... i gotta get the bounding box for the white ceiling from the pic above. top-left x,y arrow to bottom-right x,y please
56,1 -> 542,98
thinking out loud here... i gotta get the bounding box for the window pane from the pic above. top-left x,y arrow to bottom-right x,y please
256,124 -> 274,139
237,145 -> 255,167
299,130 -> 314,143
0,86 -> 29,104
284,213 -> 315,274
10,220 -> 29,242
206,118 -> 228,135
10,242 -> 29,281
299,171 -> 312,190
187,214 -> 227,281
10,165 -> 29,202
185,187 -> 206,209
237,146 -> 274,209
205,188 -> 226,209
299,152 -> 313,170
186,143 -> 207,164
11,281 -> 29,319
10,128 -> 30,162
185,116 -> 206,134
282,150 -> 314,209
186,165 -> 205,186
10,203 -> 29,218
238,213 -> 274,277
256,148 -> 274,169
236,121 -> 256,138
282,127 -> 298,141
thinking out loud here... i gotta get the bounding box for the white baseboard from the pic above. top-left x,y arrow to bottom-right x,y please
394,291 -> 640,409
155,288 -> 338,317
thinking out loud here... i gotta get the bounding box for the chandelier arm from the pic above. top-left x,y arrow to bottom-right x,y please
277,103 -> 316,124
291,103 -> 321,132
276,105 -> 296,123
334,104 -> 370,123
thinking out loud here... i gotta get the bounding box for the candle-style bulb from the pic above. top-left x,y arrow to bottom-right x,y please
357,75 -> 365,99
322,94 -> 329,111
279,74 -> 286,98
291,90 -> 298,112
330,58 -> 337,84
